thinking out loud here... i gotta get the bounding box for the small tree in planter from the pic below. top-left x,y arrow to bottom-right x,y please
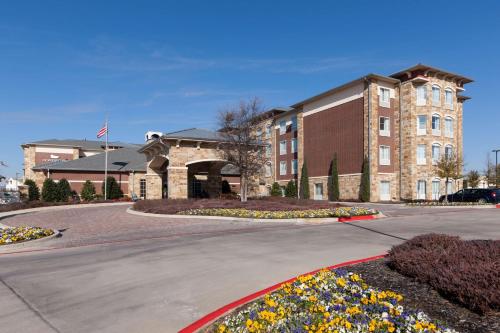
57,178 -> 72,202
299,161 -> 310,199
467,170 -> 481,188
102,176 -> 123,200
434,152 -> 463,203
270,182 -> 282,196
360,156 -> 370,202
24,179 -> 40,201
81,180 -> 96,201
42,178 -> 59,202
328,153 -> 340,201
285,180 -> 297,198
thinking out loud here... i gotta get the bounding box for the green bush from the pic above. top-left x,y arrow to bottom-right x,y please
221,180 -> 231,194
101,176 -> 123,200
285,180 -> 297,198
299,161 -> 310,199
41,178 -> 59,202
57,178 -> 72,202
81,180 -> 96,201
24,179 -> 40,201
360,156 -> 370,202
270,182 -> 282,196
328,153 -> 340,201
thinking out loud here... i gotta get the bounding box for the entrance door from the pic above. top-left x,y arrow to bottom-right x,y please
432,180 -> 440,200
314,183 -> 323,200
379,181 -> 390,201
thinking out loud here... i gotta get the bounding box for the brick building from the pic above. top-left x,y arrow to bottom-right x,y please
22,64 -> 471,202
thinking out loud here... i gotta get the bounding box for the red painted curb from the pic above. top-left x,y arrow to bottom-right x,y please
338,214 -> 376,223
178,253 -> 387,333
496,204 -> 500,209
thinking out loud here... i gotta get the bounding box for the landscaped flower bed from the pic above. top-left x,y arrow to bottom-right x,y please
0,226 -> 55,245
177,207 -> 377,219
210,268 -> 456,333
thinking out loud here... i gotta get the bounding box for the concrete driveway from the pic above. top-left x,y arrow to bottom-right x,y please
0,204 -> 498,333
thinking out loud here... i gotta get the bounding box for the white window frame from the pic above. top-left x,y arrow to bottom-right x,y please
379,87 -> 390,107
379,145 -> 390,166
291,116 -> 297,131
291,138 -> 297,153
444,117 -> 454,138
379,181 -> 391,201
432,85 -> 441,106
431,114 -> 441,136
432,143 -> 441,165
432,180 -> 441,200
416,85 -> 427,106
446,180 -> 453,194
417,144 -> 427,165
279,161 -> 287,175
280,140 -> 287,155
379,116 -> 390,137
417,180 -> 427,200
265,125 -> 271,137
314,183 -> 323,200
291,159 -> 298,175
445,88 -> 453,109
279,120 -> 286,134
445,145 -> 453,159
417,115 -> 427,135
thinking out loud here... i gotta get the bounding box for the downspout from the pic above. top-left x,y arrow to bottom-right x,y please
366,78 -> 372,200
398,81 -> 403,201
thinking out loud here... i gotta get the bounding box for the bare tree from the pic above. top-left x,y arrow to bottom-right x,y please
217,98 -> 266,202
434,151 -> 463,202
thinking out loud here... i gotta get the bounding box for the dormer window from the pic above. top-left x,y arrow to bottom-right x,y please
279,120 -> 286,135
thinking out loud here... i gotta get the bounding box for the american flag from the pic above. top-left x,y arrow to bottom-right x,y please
97,122 -> 108,138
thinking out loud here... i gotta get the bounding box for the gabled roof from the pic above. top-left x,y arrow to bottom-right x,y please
32,147 -> 146,172
22,139 -> 141,150
390,63 -> 473,84
163,128 -> 225,142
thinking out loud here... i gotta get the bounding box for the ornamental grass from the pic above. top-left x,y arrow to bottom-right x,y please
0,226 -> 54,245
211,268 -> 456,333
388,234 -> 500,315
177,207 -> 376,219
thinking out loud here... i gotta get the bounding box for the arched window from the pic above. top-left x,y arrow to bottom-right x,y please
431,114 -> 441,135
432,85 -> 441,106
416,85 -> 427,106
445,88 -> 454,109
444,117 -> 454,138
445,145 -> 453,159
432,143 -> 441,164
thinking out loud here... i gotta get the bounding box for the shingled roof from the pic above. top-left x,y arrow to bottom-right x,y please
32,147 -> 146,172
163,128 -> 225,141
22,139 -> 141,150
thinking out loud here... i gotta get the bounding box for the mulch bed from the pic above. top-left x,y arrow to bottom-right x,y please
133,197 -> 344,215
0,199 -> 130,214
349,259 -> 500,333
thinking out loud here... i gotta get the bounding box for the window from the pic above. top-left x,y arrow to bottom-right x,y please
431,114 -> 441,136
416,85 -> 427,106
266,144 -> 272,157
291,116 -> 297,131
445,145 -> 453,159
379,117 -> 390,136
280,140 -> 287,155
379,181 -> 391,201
279,120 -> 286,134
140,179 -> 146,199
444,117 -> 453,138
314,183 -> 323,200
379,145 -> 390,165
256,128 -> 262,139
446,181 -> 453,194
379,87 -> 390,107
432,144 -> 441,164
291,159 -> 298,174
417,144 -> 427,165
265,125 -> 272,137
265,163 -> 272,177
417,115 -> 427,135
417,180 -> 427,200
291,138 -> 297,153
432,180 -> 440,200
279,161 -> 287,175
445,89 -> 453,109
432,85 -> 441,106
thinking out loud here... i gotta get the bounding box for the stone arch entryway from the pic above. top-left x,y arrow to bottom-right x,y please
186,159 -> 229,198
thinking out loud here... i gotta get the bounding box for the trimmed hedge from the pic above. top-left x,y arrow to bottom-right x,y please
388,234 -> 499,314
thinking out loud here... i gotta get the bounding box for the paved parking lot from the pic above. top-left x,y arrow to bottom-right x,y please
0,204 -> 498,332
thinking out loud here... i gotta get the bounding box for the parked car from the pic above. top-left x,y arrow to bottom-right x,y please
439,188 -> 500,204
0,192 -> 21,204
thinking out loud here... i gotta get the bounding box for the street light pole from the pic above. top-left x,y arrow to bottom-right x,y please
493,149 -> 500,188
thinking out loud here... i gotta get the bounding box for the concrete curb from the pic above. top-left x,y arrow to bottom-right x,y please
404,204 -> 496,209
179,254 -> 387,333
0,202 -> 132,220
0,228 -> 61,253
127,208 -> 383,224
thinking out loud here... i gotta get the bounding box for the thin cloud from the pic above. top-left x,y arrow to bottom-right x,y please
3,103 -> 105,124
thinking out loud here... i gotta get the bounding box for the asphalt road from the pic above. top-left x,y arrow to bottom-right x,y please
0,204 -> 498,333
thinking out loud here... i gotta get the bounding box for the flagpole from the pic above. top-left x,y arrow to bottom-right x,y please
104,118 -> 108,200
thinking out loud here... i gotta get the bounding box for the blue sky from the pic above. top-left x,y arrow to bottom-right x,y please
1,0 -> 499,178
